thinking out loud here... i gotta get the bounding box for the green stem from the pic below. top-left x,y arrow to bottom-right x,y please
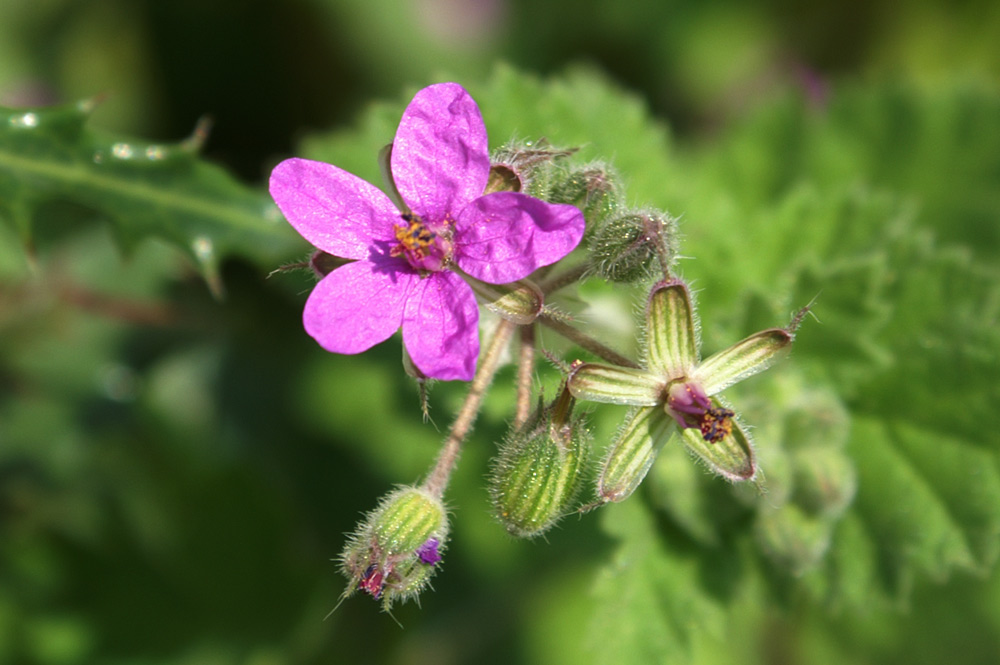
514,324 -> 535,428
537,262 -> 589,295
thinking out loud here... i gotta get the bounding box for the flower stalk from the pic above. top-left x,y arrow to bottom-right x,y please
422,319 -> 517,500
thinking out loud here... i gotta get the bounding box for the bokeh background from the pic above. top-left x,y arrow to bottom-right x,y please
2,1 -> 999,664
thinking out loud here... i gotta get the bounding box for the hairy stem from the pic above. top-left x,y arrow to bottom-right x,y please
514,324 -> 536,428
423,319 -> 516,499
537,262 -> 589,295
537,312 -> 640,369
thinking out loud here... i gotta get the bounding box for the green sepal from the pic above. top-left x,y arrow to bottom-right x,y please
372,487 -> 445,554
695,328 -> 793,395
679,399 -> 756,481
472,278 -> 545,324
489,396 -> 590,538
568,363 -> 663,406
645,279 -> 698,377
598,406 -> 674,503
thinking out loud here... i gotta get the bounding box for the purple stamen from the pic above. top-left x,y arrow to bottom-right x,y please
665,381 -> 733,443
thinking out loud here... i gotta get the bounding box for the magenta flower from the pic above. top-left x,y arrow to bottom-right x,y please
270,83 -> 585,380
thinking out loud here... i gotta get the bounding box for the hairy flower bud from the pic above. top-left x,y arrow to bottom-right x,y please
754,503 -> 833,575
547,163 -> 620,226
790,447 -> 857,518
489,387 -> 589,537
487,140 -> 574,197
475,279 -> 545,325
589,210 -> 676,282
340,486 -> 448,610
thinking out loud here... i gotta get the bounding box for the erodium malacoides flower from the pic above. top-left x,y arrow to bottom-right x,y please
269,83 -> 585,381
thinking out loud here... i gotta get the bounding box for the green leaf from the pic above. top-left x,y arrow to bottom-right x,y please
588,500 -> 724,665
845,416 -> 1000,601
0,101 -> 301,295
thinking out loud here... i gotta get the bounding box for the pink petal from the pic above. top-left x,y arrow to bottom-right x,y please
270,158 -> 400,259
454,192 -> 585,284
401,271 -> 479,381
391,83 -> 490,225
303,258 -> 417,354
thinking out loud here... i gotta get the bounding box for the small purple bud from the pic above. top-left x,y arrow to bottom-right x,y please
416,538 -> 442,565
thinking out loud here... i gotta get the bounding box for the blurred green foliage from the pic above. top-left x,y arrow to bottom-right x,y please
2,1 -> 999,664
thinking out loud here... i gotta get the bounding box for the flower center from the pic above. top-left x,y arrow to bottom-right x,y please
390,213 -> 453,272
665,381 -> 734,444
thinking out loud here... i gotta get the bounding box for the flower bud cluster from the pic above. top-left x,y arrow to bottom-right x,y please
487,140 -> 576,197
546,162 -> 620,228
733,380 -> 855,575
489,140 -> 677,285
340,486 -> 448,610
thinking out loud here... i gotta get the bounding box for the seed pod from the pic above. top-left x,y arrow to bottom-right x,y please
490,388 -> 589,537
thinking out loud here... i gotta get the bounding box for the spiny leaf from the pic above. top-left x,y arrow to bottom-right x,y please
0,100 -> 301,295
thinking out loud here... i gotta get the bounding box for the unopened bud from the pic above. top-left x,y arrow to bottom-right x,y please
487,140 -> 574,197
490,388 -> 589,537
589,210 -> 676,283
340,486 -> 448,610
783,388 -> 851,451
547,163 -> 620,226
481,280 -> 545,325
754,503 -> 832,575
309,250 -> 347,278
791,447 -> 857,518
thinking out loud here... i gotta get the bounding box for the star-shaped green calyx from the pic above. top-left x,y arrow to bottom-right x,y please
568,278 -> 796,503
